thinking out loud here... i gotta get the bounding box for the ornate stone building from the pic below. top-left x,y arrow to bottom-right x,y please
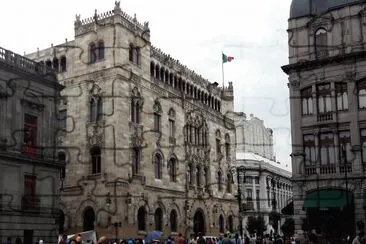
282,0 -> 366,239
26,2 -> 238,238
234,112 -> 292,235
0,47 -> 64,243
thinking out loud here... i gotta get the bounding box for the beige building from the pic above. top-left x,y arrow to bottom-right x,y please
0,47 -> 64,243
282,0 -> 366,239
26,3 -> 238,238
234,112 -> 292,235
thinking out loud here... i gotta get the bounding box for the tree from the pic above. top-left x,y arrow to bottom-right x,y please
281,218 -> 295,240
269,211 -> 281,234
246,215 -> 267,237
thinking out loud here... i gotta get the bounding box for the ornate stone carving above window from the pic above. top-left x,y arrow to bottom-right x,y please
308,15 -> 334,34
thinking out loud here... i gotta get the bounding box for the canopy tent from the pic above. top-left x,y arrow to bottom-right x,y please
303,189 -> 353,209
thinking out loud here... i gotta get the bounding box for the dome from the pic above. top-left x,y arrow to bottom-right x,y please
289,0 -> 362,19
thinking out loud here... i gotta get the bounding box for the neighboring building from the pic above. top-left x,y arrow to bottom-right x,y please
26,3 -> 238,238
0,47 -> 64,243
282,0 -> 366,239
234,112 -> 292,235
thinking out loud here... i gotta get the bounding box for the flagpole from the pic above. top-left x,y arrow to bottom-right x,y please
222,51 -> 225,90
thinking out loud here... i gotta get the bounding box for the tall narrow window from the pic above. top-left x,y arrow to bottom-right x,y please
23,114 -> 37,157
154,208 -> 163,231
60,56 -> 67,72
132,147 -> 140,175
89,43 -> 97,63
188,164 -> 193,185
196,166 -> 201,187
97,97 -> 103,121
218,171 -> 223,191
169,158 -> 177,182
358,80 -> 366,109
256,190 -> 260,210
169,118 -> 175,138
90,147 -> 101,174
226,173 -> 232,193
58,152 -> 66,180
246,189 -> 253,208
153,101 -> 162,132
361,129 -> 366,169
301,87 -> 313,115
53,58 -> 59,72
59,110 -> 67,130
317,84 -> 332,113
98,41 -> 105,60
225,134 -> 230,159
303,134 -> 316,166
204,167 -> 209,191
131,100 -> 141,124
154,154 -> 162,179
216,139 -> 221,154
319,133 -> 335,165
90,98 -> 97,122
137,207 -> 146,231
170,210 -> 177,232
336,83 -> 348,111
339,131 -> 352,163
315,28 -> 328,58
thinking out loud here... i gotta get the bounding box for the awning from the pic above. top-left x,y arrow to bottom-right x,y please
303,189 -> 352,208
281,201 -> 294,215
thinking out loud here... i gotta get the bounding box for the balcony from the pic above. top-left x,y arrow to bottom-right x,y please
317,112 -> 333,122
304,164 -> 351,176
21,195 -> 40,213
305,165 -> 317,175
339,163 -> 352,174
320,164 -> 336,174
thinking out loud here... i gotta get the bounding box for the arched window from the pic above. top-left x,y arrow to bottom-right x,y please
301,87 -> 313,115
83,207 -> 95,231
169,158 -> 177,182
60,56 -> 67,72
90,147 -> 101,174
53,58 -> 59,72
137,207 -> 146,231
154,208 -> 163,231
168,108 -> 176,139
98,41 -> 105,60
315,28 -> 328,58
218,171 -> 223,191
131,88 -> 142,124
219,215 -> 224,233
89,43 -> 97,63
170,209 -> 178,232
154,153 -> 162,179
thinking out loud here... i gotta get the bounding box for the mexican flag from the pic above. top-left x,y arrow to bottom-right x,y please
222,53 -> 234,63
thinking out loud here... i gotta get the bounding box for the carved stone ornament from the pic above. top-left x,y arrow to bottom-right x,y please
308,14 -> 334,33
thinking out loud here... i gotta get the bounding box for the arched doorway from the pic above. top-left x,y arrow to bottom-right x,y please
219,215 -> 224,233
83,207 -> 95,231
155,208 -> 163,231
59,210 -> 65,234
193,209 -> 205,235
227,215 -> 234,233
137,207 -> 146,231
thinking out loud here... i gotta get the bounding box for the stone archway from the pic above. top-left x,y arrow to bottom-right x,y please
83,207 -> 95,231
193,209 -> 205,235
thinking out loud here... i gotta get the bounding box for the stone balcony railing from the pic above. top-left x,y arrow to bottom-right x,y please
317,111 -> 333,122
304,163 -> 353,176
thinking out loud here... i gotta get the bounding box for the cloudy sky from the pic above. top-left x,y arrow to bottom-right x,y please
1,0 -> 293,171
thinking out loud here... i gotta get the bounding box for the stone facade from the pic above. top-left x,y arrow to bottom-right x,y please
282,1 -> 366,238
26,3 -> 238,239
234,113 -> 292,236
0,47 -> 64,243
234,112 -> 275,161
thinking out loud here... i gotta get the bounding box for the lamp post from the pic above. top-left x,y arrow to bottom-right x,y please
236,167 -> 244,238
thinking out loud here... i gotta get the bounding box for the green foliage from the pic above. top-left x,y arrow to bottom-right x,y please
281,218 -> 295,237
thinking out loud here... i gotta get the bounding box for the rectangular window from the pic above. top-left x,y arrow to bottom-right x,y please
216,139 -> 221,154
256,190 -> 260,210
23,114 -> 37,156
225,143 -> 230,158
246,189 -> 252,200
317,84 -> 332,113
301,87 -> 313,115
361,130 -> 366,168
59,109 -> 67,129
267,190 -> 271,207
335,83 -> 348,111
254,176 -> 260,184
319,133 -> 335,165
303,134 -> 316,165
358,81 -> 366,109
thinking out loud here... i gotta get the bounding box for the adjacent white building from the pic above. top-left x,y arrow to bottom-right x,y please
234,112 -> 293,235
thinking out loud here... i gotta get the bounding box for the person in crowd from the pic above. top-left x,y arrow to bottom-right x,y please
222,234 -> 231,244
353,220 -> 366,244
97,236 -> 108,244
196,233 -> 205,244
175,233 -> 185,244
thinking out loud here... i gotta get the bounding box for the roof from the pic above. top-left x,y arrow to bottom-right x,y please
236,152 -> 292,174
289,0 -> 362,19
